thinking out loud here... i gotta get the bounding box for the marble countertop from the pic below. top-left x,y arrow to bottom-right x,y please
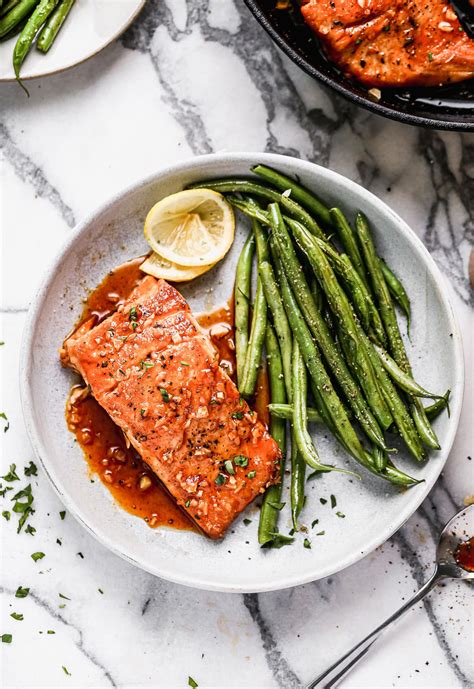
1,1 -> 473,687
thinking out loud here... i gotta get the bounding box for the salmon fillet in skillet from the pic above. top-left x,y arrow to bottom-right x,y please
301,0 -> 474,87
63,276 -> 280,539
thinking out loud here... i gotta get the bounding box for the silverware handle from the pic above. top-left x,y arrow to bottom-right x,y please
306,569 -> 441,689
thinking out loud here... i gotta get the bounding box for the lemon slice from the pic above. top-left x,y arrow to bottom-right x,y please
144,189 -> 235,267
140,252 -> 215,283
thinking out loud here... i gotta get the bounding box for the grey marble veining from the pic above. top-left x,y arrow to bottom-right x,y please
0,1 -> 473,687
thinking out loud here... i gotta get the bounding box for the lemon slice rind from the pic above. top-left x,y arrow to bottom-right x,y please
140,252 -> 214,283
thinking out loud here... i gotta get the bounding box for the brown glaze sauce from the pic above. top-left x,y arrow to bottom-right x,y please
65,257 -> 257,531
455,536 -> 474,572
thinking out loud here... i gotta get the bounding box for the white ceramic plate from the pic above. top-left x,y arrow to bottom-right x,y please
0,0 -> 145,81
21,153 -> 464,593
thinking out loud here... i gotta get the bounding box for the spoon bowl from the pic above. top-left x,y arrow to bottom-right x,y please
437,504 -> 474,579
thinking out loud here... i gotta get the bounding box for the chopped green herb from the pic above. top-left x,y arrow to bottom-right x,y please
59,511 -> 66,520
336,511 -> 346,518
289,528 -> 295,536
25,525 -> 36,536
59,604 -> 66,609
231,411 -> 244,420
311,519 -> 319,528
234,455 -> 249,467
10,613 -> 23,621
47,630 -> 55,634
1,634 -> 12,643
62,666 -> 71,676
224,459 -> 235,475
0,341 -> 4,346
243,518 -> 252,526
15,586 -> 29,598
140,360 -> 154,369
59,593 -> 71,600
247,470 -> 256,479
320,498 -> 327,505
159,388 -> 170,403
330,494 -> 337,509
98,588 -> 104,595
185,499 -> 191,508
24,461 -> 38,477
180,361 -> 190,367
303,538 -> 311,549
262,532 -> 294,549
268,501 -> 285,511
188,677 -> 198,688
2,464 -> 19,482
316,530 -> 325,536
215,473 -> 227,486
56,538 -> 62,546
11,484 -> 34,533
0,484 -> 13,497
140,409 -> 146,417
0,412 -> 9,433
2,511 -> 10,521
118,369 -> 126,376
31,552 -> 45,562
129,306 -> 138,321
428,51 -> 433,61
131,322 -> 138,330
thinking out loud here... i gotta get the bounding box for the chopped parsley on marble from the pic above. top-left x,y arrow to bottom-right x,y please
15,586 -> 29,598
1,634 -> 12,643
24,461 -> 38,477
2,464 -> 19,482
188,676 -> 198,688
10,613 -> 23,621
31,552 -> 45,562
0,412 -> 9,433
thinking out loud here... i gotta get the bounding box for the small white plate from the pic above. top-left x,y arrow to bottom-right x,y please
21,153 -> 464,593
0,0 -> 145,81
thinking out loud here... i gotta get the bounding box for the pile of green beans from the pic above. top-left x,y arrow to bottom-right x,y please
0,0 -> 76,90
189,165 -> 449,547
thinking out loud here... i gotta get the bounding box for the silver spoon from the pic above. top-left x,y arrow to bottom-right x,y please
307,504 -> 474,689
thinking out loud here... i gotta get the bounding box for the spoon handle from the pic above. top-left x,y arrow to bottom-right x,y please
306,569 -> 442,689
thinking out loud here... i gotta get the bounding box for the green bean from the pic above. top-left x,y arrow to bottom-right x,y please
0,0 -> 37,38
0,12 -> 26,39
338,323 -> 426,461
36,0 -> 74,52
269,403 -> 321,423
251,164 -> 332,228
383,463 -> 421,486
258,324 -> 287,546
292,340 -> 334,472
270,207 -> 390,450
234,233 -> 255,387
379,258 -> 411,329
373,446 -> 388,472
425,391 -> 450,420
355,213 -> 440,450
373,344 -> 443,400
0,0 -> 21,19
271,245 -> 369,473
239,274 -> 267,398
290,427 -> 306,530
330,208 -> 368,285
288,218 -> 393,431
188,179 -> 325,239
259,261 -> 293,402
13,0 -> 60,83
253,220 -> 293,401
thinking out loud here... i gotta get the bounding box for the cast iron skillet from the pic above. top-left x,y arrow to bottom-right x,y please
245,0 -> 474,131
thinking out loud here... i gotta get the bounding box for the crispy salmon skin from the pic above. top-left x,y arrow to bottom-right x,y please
63,276 -> 280,539
301,0 -> 474,87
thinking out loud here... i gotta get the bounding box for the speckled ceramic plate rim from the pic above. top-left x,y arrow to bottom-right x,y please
20,152 -> 464,593
0,0 -> 146,82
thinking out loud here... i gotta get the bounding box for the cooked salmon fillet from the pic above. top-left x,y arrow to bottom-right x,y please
301,0 -> 474,87
63,276 -> 280,539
